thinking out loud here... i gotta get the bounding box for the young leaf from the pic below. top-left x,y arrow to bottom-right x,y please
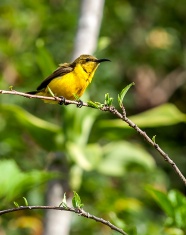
146,186 -> 174,217
118,82 -> 135,107
72,191 -> 83,208
14,201 -> 19,208
23,197 -> 28,206
9,86 -> 13,91
87,101 -> 100,109
104,93 -> 113,106
47,86 -> 55,97
73,93 -> 80,101
152,135 -> 156,143
62,193 -> 67,205
59,193 -> 68,208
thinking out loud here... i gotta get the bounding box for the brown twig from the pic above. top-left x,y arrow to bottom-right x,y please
0,205 -> 128,235
0,89 -> 186,186
0,89 -> 89,106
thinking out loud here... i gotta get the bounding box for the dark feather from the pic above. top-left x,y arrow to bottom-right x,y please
36,63 -> 74,91
27,90 -> 38,94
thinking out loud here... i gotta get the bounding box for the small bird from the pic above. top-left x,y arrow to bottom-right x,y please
27,54 -> 110,104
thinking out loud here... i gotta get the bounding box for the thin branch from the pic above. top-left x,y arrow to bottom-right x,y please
0,205 -> 128,235
0,89 -> 89,106
0,89 -> 186,186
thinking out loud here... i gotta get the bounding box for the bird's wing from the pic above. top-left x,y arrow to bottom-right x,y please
37,63 -> 74,90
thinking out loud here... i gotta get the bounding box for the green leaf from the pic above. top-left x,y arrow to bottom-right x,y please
67,142 -> 92,171
67,142 -> 102,171
152,135 -> 156,142
62,102 -> 99,145
14,201 -> 19,208
72,191 -> 83,209
98,141 -> 155,176
73,93 -> 80,101
62,193 -> 67,205
47,86 -> 55,97
168,190 -> 186,207
70,166 -> 83,190
87,101 -> 101,109
164,228 -> 184,235
59,193 -> 68,208
104,93 -> 113,106
0,104 -> 62,151
36,41 -> 56,77
23,197 -> 29,206
0,160 -> 57,203
130,103 -> 186,127
168,190 -> 186,227
99,103 -> 186,129
146,186 -> 174,217
9,86 -> 13,91
118,83 -> 135,107
147,188 -> 186,228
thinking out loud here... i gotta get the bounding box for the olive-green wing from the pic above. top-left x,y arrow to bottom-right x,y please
37,64 -> 74,90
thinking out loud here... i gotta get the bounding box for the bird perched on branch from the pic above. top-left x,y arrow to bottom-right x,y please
27,54 -> 110,104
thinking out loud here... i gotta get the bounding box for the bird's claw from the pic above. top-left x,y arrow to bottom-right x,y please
58,96 -> 66,105
58,96 -> 83,107
77,99 -> 83,108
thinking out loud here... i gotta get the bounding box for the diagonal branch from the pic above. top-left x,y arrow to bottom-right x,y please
0,89 -> 186,186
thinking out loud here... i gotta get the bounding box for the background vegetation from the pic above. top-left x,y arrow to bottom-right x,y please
0,0 -> 186,234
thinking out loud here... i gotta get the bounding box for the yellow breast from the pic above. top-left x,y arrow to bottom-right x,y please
43,64 -> 91,101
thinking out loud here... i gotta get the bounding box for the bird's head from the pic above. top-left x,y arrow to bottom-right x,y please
73,54 -> 110,75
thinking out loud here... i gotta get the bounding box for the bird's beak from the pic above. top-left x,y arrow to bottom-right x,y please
96,58 -> 111,63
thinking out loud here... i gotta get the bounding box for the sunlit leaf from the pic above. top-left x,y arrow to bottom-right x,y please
59,193 -> 68,208
67,142 -> 102,171
118,83 -> 135,107
97,141 -> 155,176
146,186 -> 174,217
36,41 -> 56,77
14,201 -> 19,208
0,160 -> 57,203
87,101 -> 101,109
0,104 -> 62,150
99,103 -> 186,129
23,197 -> 29,206
70,165 -> 83,190
72,191 -> 83,208
152,135 -> 156,142
104,93 -> 113,106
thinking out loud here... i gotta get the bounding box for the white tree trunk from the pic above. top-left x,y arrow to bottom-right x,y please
43,1 -> 105,234
43,157 -> 72,235
72,0 -> 105,59
44,181 -> 72,235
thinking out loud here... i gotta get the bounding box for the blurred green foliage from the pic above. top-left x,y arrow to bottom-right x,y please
0,0 -> 186,235
147,187 -> 186,234
0,159 -> 56,204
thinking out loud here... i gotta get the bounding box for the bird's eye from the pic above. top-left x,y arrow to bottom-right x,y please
86,58 -> 91,62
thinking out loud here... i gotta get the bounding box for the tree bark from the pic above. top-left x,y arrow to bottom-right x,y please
72,0 -> 105,59
43,154 -> 72,235
43,1 -> 105,235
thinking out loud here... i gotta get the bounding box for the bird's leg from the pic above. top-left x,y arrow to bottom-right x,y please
58,96 -> 67,105
73,93 -> 83,108
77,99 -> 83,108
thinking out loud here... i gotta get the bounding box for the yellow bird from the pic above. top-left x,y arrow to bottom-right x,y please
27,54 -> 110,104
